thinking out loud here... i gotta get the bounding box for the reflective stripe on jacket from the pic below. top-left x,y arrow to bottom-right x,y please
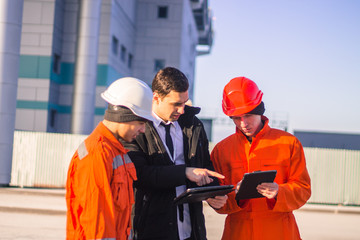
66,122 -> 137,240
210,116 -> 311,240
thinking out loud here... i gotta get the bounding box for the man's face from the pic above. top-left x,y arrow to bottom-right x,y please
153,90 -> 189,122
232,114 -> 262,138
117,121 -> 146,142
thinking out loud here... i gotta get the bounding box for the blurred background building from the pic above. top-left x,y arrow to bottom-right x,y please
0,0 -> 213,185
2,1 -> 360,207
294,131 -> 360,150
15,0 -> 213,134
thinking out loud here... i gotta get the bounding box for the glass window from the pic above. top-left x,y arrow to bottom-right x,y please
50,108 -> 57,128
158,6 -> 168,19
154,59 -> 165,72
53,54 -> 61,74
128,53 -> 133,69
121,45 -> 126,62
112,36 -> 118,55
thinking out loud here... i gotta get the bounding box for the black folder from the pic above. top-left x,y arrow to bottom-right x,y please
174,185 -> 234,205
235,170 -> 277,200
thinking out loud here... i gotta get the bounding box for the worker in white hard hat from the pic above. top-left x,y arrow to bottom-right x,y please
65,77 -> 153,240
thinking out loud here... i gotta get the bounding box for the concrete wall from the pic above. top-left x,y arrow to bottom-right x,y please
179,0 -> 198,99
133,0 -> 199,100
17,0 -> 57,132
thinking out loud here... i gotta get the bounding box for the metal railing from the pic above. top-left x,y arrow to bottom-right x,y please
304,147 -> 360,205
11,130 -> 86,188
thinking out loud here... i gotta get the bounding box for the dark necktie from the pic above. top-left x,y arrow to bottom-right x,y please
160,122 -> 184,222
161,122 -> 174,157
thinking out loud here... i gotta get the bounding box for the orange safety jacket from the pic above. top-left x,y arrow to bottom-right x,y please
210,116 -> 311,240
66,122 -> 137,240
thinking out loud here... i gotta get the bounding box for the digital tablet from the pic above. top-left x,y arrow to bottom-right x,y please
174,185 -> 234,205
235,170 -> 277,200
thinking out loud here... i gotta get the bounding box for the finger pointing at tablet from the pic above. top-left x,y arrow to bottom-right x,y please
186,167 -> 225,186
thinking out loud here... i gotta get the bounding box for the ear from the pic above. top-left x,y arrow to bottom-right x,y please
153,92 -> 160,104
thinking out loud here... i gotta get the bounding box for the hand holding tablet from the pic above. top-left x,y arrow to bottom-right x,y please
174,185 -> 234,205
235,170 -> 277,200
174,170 -> 277,205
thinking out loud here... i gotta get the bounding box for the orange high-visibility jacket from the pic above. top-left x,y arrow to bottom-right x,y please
66,122 -> 137,240
211,117 -> 311,240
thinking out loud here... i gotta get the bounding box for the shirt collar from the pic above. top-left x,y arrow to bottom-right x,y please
152,112 -> 176,128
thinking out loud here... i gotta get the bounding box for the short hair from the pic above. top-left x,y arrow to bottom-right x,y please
152,67 -> 189,97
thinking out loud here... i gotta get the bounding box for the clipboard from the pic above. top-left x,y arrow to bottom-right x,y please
174,185 -> 234,205
235,170 -> 277,200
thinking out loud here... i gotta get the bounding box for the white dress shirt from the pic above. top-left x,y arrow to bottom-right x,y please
153,112 -> 191,240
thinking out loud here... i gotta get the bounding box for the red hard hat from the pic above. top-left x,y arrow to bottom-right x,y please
222,77 -> 263,116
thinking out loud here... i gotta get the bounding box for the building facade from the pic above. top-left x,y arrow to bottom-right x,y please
294,131 -> 360,150
15,0 -> 213,134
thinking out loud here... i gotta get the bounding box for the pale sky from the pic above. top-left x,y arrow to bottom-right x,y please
194,0 -> 360,142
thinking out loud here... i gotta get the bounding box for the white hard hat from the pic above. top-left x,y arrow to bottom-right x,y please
101,77 -> 154,122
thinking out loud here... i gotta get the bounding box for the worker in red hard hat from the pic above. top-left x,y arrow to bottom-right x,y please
209,77 -> 311,240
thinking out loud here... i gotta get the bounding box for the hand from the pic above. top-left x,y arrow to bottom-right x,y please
235,180 -> 242,194
206,195 -> 228,209
256,182 -> 279,199
185,167 -> 225,186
